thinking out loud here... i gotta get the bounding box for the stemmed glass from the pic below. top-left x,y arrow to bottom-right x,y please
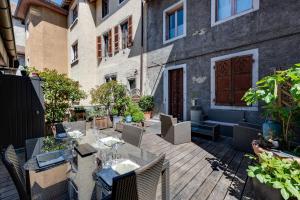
66,140 -> 78,173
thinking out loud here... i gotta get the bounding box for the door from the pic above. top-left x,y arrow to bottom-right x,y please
168,68 -> 184,121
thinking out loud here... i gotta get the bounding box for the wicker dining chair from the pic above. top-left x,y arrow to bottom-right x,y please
122,124 -> 144,148
109,154 -> 165,200
2,145 -> 29,200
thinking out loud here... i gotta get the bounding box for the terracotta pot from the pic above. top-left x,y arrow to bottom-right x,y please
95,117 -> 108,129
144,111 -> 152,121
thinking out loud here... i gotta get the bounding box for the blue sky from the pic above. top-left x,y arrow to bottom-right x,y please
10,0 -> 63,5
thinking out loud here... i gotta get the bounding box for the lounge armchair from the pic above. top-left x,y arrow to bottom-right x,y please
2,145 -> 29,200
160,114 -> 191,145
233,122 -> 261,153
104,154 -> 165,200
122,124 -> 144,148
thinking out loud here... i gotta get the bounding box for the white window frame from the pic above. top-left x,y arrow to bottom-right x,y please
210,49 -> 259,111
118,0 -> 127,6
163,64 -> 187,120
163,0 -> 187,45
211,0 -> 259,27
71,40 -> 79,64
69,1 -> 79,29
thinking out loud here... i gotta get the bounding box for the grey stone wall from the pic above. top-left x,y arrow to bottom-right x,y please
145,0 -> 300,126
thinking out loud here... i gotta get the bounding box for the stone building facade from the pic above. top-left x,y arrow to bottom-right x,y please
64,0 -> 144,104
144,0 -> 300,127
15,0 -> 69,74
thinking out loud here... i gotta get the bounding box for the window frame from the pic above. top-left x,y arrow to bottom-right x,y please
105,74 -> 117,83
72,4 -> 78,23
210,49 -> 259,111
71,41 -> 79,65
211,0 -> 259,26
103,32 -> 109,58
120,21 -> 129,49
102,0 -> 109,18
118,0 -> 127,6
163,0 -> 187,45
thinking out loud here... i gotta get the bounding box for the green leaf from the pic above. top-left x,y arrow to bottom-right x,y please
272,181 -> 283,189
256,174 -> 265,183
281,188 -> 289,200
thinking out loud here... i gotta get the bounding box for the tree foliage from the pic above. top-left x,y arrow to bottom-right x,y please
32,68 -> 86,123
90,81 -> 127,116
242,64 -> 300,148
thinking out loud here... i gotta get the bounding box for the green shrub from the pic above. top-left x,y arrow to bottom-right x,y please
90,81 -> 127,116
125,99 -> 144,122
138,95 -> 154,112
31,68 -> 86,123
247,153 -> 300,200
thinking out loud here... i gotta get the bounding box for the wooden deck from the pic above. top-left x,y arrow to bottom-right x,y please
0,129 -> 254,200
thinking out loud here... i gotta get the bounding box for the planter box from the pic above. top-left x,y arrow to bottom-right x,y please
252,178 -> 283,200
95,117 -> 109,129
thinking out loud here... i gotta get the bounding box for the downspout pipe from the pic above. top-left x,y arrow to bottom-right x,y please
0,0 -> 18,68
140,0 -> 144,95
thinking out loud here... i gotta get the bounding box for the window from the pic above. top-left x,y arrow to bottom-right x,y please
211,49 -> 259,111
121,22 -> 128,49
71,42 -> 78,62
102,0 -> 109,18
128,78 -> 136,90
105,74 -> 117,82
103,33 -> 109,57
72,4 -> 78,23
212,0 -> 259,26
119,0 -> 125,4
163,0 -> 186,44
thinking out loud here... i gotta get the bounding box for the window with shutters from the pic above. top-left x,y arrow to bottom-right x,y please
114,26 -> 119,53
103,33 -> 109,57
96,36 -> 102,61
121,21 -> 128,49
211,49 -> 259,111
211,0 -> 259,26
163,0 -> 186,44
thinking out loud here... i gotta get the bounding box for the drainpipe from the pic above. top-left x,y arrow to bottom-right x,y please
0,0 -> 17,68
140,0 -> 144,95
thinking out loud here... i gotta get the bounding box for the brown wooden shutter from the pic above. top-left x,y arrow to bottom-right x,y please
114,26 -> 119,53
215,59 -> 232,106
127,15 -> 133,47
232,55 -> 253,106
97,36 -> 102,61
108,29 -> 112,57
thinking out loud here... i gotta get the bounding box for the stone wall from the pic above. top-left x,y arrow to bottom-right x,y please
145,0 -> 300,124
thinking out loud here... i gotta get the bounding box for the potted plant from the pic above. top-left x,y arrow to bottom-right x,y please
247,152 -> 300,200
242,64 -> 300,150
138,95 -> 154,120
87,106 -> 109,129
29,68 -> 86,135
90,81 -> 128,128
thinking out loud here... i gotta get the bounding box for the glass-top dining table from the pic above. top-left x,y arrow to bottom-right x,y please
24,130 -> 170,200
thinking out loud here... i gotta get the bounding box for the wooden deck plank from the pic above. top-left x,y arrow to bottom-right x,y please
224,155 -> 252,200
173,145 -> 234,200
167,141 -> 229,199
189,148 -> 238,200
207,151 -> 244,200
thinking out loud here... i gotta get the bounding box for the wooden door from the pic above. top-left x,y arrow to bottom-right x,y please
168,68 -> 183,120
